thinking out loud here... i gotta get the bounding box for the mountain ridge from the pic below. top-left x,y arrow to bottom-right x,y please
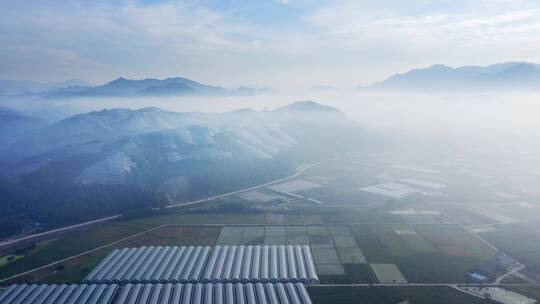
368,62 -> 540,91
0,101 -> 346,178
41,76 -> 269,98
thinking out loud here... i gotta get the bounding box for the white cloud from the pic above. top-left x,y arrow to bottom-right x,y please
1,0 -> 540,88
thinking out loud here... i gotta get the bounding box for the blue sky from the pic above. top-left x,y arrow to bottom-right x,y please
1,0 -> 540,88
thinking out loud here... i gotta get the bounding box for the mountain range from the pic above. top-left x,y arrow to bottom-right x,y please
0,107 -> 45,140
0,101 -> 357,230
0,76 -> 269,99
368,62 -> 540,91
0,79 -> 91,95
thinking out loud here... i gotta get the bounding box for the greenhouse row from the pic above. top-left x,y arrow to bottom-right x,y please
83,245 -> 318,284
0,283 -> 312,304
0,284 -> 117,304
114,283 -> 312,304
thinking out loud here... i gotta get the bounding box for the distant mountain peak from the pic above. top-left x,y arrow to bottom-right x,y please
500,63 -> 538,74
428,64 -> 452,70
368,62 -> 540,91
276,101 -> 341,114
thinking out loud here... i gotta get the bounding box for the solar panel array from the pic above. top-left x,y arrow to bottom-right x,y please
0,284 -> 117,304
0,283 -> 312,304
83,246 -> 318,284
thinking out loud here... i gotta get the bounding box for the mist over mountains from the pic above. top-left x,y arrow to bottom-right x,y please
0,101 -> 359,231
0,79 -> 91,96
0,76 -> 268,99
0,107 -> 46,140
368,62 -> 540,91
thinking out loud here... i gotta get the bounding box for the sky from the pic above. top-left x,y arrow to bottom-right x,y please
1,0 -> 540,89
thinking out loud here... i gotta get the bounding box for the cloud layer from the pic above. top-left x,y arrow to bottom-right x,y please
1,0 -> 540,88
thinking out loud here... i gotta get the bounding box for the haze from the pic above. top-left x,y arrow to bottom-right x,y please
2,1 -> 540,303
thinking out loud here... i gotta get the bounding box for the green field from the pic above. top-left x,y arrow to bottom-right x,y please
307,286 -> 499,304
500,285 -> 540,301
481,222 -> 540,275
0,220 -> 154,281
0,223 -> 221,284
0,201 -> 498,285
371,263 -> 408,283
0,254 -> 25,267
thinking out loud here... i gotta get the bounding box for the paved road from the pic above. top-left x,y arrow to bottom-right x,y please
0,157 -> 340,252
0,157 -> 342,283
495,264 -> 526,284
166,157 -> 341,209
0,225 -> 166,284
0,215 -> 121,251
2,154 -> 534,292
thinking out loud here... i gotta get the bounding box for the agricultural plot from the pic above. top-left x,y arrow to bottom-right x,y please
286,226 -> 307,235
312,248 -> 346,276
470,226 -> 498,234
309,189 -> 373,205
288,235 -> 310,245
309,236 -> 332,248
264,235 -> 287,245
350,223 -> 497,283
416,225 -> 495,260
265,213 -> 286,224
307,226 -> 328,236
307,286 -> 500,304
303,175 -> 333,184
341,264 -> 377,283
0,221 -> 155,281
491,203 -> 540,222
500,286 -> 540,302
241,226 -> 265,245
318,209 -> 404,224
0,196 -> 502,286
359,182 -> 420,199
332,236 -> 357,248
268,179 -> 322,194
316,264 -> 346,275
327,226 -> 351,236
391,165 -> 440,174
399,178 -> 446,189
336,248 -> 366,264
461,287 -> 537,304
371,264 -> 408,283
216,226 -> 243,245
388,205 -> 447,224
237,190 -> 276,202
1,225 -> 221,284
264,225 -> 287,244
312,248 -> 341,264
294,187 -> 338,202
481,211 -> 519,224
266,226 -> 286,236
0,254 -> 25,267
481,222 -> 540,279
431,203 -> 496,226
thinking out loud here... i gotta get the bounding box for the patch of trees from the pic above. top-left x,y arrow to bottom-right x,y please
0,181 -> 165,236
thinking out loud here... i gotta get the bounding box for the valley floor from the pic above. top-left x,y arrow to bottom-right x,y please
2,155 -> 540,303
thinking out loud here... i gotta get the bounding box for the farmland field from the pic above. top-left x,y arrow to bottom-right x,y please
307,286 -> 500,304
371,263 -> 408,283
481,222 -> 540,277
